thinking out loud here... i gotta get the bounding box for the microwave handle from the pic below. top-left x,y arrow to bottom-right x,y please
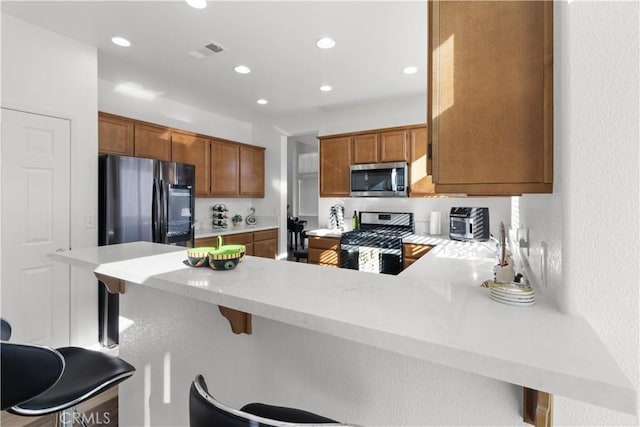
391,168 -> 397,192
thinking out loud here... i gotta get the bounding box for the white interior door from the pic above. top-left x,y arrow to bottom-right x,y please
1,108 -> 71,347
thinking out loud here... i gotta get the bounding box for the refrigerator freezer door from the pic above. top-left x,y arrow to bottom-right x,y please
99,155 -> 154,245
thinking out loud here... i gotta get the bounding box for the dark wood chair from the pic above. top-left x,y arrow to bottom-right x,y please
287,218 -> 307,250
293,248 -> 308,263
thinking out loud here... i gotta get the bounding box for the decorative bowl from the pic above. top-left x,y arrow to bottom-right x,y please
217,244 -> 246,261
207,243 -> 246,271
186,247 -> 216,267
208,255 -> 242,271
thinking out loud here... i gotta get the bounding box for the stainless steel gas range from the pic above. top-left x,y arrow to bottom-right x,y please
340,212 -> 414,275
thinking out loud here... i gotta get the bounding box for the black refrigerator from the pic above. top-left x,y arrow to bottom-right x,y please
98,154 -> 195,347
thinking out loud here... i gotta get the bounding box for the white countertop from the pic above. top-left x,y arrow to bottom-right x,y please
305,228 -> 343,238
51,241 -> 635,415
195,219 -> 278,239
306,230 -> 460,244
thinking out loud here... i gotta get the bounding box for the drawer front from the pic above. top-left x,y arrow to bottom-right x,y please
309,236 -> 340,250
244,243 -> 254,256
254,239 -> 277,259
308,248 -> 339,266
195,236 -> 218,247
403,243 -> 434,259
253,228 -> 278,242
223,232 -> 253,245
403,258 -> 418,270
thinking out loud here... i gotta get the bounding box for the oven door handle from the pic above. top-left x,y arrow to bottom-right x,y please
340,244 -> 360,251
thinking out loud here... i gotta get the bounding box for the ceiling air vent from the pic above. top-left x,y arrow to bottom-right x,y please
188,41 -> 227,60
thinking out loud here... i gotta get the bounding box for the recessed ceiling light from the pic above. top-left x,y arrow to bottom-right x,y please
257,99 -> 268,105
234,65 -> 251,74
316,37 -> 336,49
320,85 -> 332,92
403,66 -> 418,74
111,36 -> 131,47
185,0 -> 207,9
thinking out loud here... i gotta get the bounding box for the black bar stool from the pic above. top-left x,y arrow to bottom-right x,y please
0,318 -> 135,427
189,375 -> 350,427
287,217 -> 307,251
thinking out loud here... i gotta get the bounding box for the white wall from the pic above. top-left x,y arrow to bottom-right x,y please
1,14 -> 99,347
99,79 -> 253,144
516,1 -> 639,425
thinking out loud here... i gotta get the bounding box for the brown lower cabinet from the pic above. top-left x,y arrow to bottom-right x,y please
402,243 -> 434,270
253,229 -> 278,259
308,236 -> 340,267
222,232 -> 254,256
194,228 -> 278,259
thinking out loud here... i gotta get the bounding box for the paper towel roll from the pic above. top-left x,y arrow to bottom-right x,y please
429,211 -> 442,235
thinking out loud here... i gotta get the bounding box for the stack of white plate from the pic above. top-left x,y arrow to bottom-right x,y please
489,281 -> 535,306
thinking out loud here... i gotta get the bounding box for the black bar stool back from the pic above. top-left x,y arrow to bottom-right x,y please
0,342 -> 65,411
189,374 -> 348,427
0,318 -> 135,426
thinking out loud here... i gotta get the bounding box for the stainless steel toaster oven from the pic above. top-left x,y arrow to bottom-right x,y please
449,207 -> 490,242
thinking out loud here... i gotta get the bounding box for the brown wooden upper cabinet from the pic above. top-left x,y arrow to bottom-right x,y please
428,0 -> 553,195
319,125 -> 424,198
239,145 -> 265,198
210,139 -> 240,196
210,139 -> 265,198
379,130 -> 409,163
98,112 -> 133,156
98,112 -> 265,198
171,131 -> 210,197
409,127 -> 435,196
134,123 -> 172,162
351,130 -> 409,164
352,133 -> 378,164
319,136 -> 352,197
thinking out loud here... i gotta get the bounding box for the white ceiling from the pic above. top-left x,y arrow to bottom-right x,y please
1,1 -> 427,123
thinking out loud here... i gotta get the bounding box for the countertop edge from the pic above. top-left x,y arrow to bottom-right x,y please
195,224 -> 279,239
51,242 -> 637,415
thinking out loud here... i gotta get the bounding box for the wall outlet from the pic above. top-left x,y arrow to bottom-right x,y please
84,215 -> 96,229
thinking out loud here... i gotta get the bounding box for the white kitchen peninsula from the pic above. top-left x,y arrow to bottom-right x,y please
52,242 -> 635,426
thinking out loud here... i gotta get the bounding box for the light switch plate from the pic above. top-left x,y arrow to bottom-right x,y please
84,215 -> 96,229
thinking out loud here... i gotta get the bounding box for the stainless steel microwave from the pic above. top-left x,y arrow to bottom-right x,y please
350,162 -> 408,197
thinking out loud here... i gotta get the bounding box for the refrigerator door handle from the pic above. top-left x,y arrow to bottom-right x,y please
160,179 -> 167,243
152,179 -> 160,242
